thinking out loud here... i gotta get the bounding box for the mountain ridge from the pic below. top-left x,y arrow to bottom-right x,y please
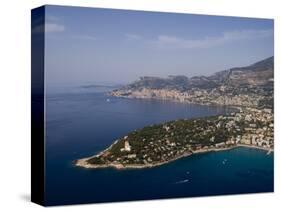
115,56 -> 273,91
111,56 -> 273,108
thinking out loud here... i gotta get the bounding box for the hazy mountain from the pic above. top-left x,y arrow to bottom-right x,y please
119,56 -> 274,92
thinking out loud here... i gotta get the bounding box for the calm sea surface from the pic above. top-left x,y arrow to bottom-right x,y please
45,86 -> 273,206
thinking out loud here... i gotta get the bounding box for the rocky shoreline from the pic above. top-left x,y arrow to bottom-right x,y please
75,144 -> 273,170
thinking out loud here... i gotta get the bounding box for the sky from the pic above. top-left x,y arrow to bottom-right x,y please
42,5 -> 274,85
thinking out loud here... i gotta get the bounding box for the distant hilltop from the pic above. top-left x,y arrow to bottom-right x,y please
111,57 -> 273,109
117,56 -> 273,91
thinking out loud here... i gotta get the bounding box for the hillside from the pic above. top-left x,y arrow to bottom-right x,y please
111,57 -> 274,108
118,56 -> 273,91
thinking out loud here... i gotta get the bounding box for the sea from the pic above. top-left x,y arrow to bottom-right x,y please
45,85 -> 274,206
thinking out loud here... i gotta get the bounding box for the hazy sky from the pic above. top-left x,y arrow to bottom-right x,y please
44,5 -> 274,85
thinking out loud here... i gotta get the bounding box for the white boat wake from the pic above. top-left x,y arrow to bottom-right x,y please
175,179 -> 190,184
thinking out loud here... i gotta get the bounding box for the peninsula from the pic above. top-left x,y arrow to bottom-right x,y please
75,107 -> 273,169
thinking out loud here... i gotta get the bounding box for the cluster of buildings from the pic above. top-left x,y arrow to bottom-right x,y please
210,108 -> 273,150
232,108 -> 273,149
111,87 -> 265,108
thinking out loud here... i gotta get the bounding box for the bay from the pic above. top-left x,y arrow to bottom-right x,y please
45,87 -> 273,206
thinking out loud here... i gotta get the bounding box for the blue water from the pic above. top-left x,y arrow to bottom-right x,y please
45,87 -> 273,206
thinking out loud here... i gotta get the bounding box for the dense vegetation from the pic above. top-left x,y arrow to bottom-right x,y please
87,115 -> 247,165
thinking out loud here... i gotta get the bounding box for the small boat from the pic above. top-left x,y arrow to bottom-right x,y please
106,98 -> 110,102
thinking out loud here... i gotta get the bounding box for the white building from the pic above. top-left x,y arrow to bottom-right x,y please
124,140 -> 131,151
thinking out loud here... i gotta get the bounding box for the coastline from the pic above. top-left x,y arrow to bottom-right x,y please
75,144 -> 273,170
108,93 -> 263,120
237,144 -> 273,153
75,93 -> 273,170
109,92 -> 252,111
